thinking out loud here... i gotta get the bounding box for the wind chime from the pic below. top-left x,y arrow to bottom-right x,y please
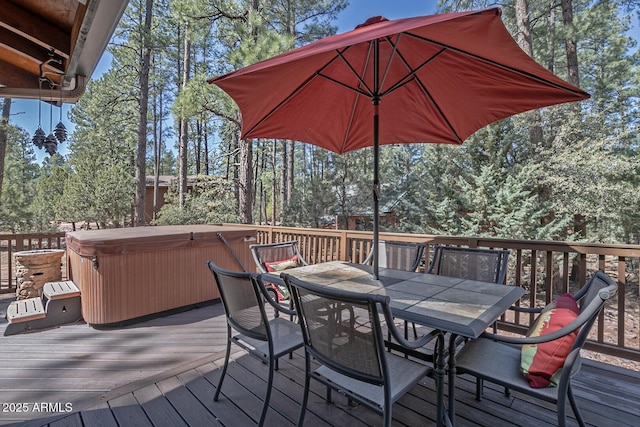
31,54 -> 67,156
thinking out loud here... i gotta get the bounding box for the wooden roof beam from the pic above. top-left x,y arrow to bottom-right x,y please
0,0 -> 71,59
0,27 -> 65,72
0,59 -> 41,88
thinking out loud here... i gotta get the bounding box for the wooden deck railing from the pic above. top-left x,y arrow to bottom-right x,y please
252,225 -> 640,362
1,227 -> 638,362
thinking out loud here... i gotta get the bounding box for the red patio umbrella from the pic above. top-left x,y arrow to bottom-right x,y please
209,8 -> 589,279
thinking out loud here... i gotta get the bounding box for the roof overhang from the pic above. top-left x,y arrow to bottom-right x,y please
0,0 -> 128,104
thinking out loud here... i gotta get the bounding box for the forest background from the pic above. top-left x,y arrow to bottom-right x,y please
0,0 -> 639,246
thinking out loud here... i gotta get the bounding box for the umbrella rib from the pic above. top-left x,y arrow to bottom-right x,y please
411,70 -> 464,143
332,43 -> 375,153
381,45 -> 445,97
378,39 -> 464,144
378,34 -> 402,93
316,73 -> 371,97
334,47 -> 375,96
403,31 -> 587,95
341,89 -> 362,153
244,45 -> 378,139
242,51 -> 357,138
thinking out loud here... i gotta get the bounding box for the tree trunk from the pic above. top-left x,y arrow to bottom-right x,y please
152,87 -> 161,221
279,140 -> 286,222
258,145 -> 267,224
271,140 -> 277,225
238,137 -> 253,223
203,112 -> 209,175
561,0 -> 580,87
546,1 -> 556,73
515,0 -> 543,145
195,119 -> 202,175
178,23 -> 191,208
236,0 -> 261,223
561,0 -> 584,234
134,0 -> 154,227
286,139 -> 294,203
0,98 -> 10,200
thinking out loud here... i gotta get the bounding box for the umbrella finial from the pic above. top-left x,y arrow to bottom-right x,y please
355,16 -> 388,29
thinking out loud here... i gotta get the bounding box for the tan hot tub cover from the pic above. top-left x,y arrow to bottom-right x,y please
66,225 -> 257,326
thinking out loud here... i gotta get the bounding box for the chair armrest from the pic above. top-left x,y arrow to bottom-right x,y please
256,275 -> 298,317
480,296 -> 603,345
487,285 -> 615,345
382,309 -> 441,349
296,249 -> 309,266
508,305 -> 543,314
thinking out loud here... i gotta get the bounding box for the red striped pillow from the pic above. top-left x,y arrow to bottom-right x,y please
264,255 -> 300,272
520,293 -> 580,388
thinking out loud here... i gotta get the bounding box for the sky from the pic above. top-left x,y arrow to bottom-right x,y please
7,0 -> 638,163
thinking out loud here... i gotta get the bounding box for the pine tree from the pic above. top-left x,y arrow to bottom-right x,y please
0,127 -> 38,232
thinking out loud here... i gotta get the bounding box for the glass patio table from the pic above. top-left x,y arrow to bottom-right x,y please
265,260 -> 524,427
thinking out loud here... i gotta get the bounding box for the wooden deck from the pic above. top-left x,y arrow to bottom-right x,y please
1,294 -> 639,427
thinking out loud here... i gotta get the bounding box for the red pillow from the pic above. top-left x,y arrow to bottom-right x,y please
520,293 -> 580,388
263,255 -> 300,272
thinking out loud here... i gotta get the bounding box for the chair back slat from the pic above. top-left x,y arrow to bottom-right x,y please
287,275 -> 389,385
428,246 -> 509,284
571,270 -> 618,349
250,241 -> 308,273
575,270 -> 614,312
207,261 -> 268,341
364,240 -> 426,272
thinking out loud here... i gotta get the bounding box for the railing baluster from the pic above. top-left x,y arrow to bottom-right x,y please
618,256 -> 626,349
514,249 -> 523,325
562,252 -> 570,294
530,249 -> 538,325
545,250 -> 553,302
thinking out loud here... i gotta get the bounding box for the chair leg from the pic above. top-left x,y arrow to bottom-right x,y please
259,357 -> 275,426
567,384 -> 586,427
297,354 -> 312,427
383,400 -> 392,427
215,327 -> 232,401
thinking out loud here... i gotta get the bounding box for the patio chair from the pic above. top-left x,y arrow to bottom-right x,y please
250,240 -> 308,304
206,261 -> 304,426
428,245 -> 511,335
283,273 -> 436,427
427,245 -> 511,394
427,245 -> 509,284
364,240 -> 426,339
363,240 -> 426,271
455,270 -> 618,427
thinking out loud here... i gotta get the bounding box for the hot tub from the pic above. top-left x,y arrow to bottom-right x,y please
66,225 -> 256,326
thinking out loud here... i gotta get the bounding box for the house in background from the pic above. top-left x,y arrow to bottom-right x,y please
144,175 -> 196,224
335,209 -> 399,231
329,184 -> 401,231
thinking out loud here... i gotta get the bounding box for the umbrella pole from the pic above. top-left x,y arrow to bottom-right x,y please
372,38 -> 380,280
373,98 -> 380,279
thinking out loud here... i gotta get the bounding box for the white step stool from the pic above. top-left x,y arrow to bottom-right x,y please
6,297 -> 46,323
4,281 -> 82,336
